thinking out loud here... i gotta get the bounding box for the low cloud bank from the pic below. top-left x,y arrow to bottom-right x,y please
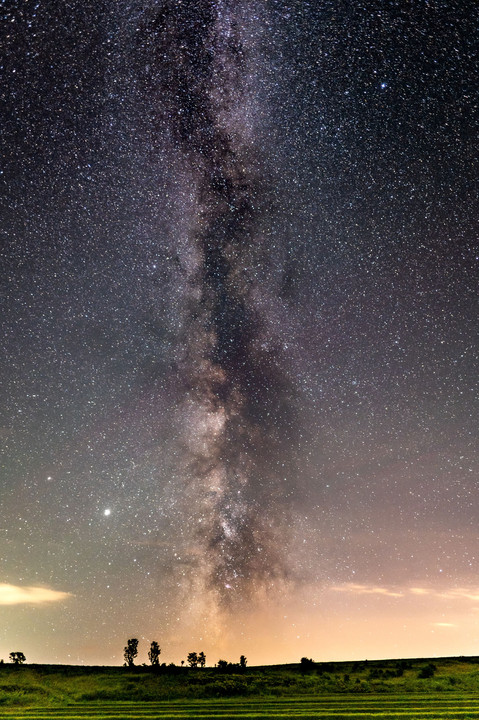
331,583 -> 479,602
0,583 -> 72,605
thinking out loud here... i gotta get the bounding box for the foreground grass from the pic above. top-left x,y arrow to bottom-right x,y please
3,696 -> 479,719
1,657 -> 479,716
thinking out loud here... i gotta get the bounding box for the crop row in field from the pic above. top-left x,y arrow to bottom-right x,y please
3,695 -> 479,719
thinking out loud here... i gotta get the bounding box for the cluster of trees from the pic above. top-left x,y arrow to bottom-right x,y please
124,639 -> 161,667
186,651 -> 206,667
123,639 -> 247,670
3,640 -> 248,669
218,655 -> 247,670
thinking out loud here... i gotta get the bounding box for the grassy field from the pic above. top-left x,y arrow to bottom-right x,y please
3,696 -> 479,719
1,657 -> 479,718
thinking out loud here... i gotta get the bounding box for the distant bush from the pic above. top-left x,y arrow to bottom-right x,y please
418,663 -> 436,679
166,663 -> 182,674
316,662 -> 334,675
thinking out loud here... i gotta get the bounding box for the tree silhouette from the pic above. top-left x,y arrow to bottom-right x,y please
240,655 -> 247,668
148,640 -> 161,666
300,657 -> 315,672
9,652 -> 26,665
198,651 -> 206,668
187,651 -> 198,667
124,638 -> 139,667
217,659 -> 228,670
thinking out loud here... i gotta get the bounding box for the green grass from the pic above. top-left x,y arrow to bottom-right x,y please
2,657 -> 479,717
3,696 -> 479,719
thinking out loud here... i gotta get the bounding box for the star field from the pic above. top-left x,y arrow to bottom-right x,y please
1,0 -> 478,665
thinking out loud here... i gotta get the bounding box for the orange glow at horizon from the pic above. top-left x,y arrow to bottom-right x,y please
3,581 -> 479,666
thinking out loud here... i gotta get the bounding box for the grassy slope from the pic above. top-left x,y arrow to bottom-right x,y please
1,657 -> 479,707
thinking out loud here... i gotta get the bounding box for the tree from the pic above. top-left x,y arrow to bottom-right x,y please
187,651 -> 198,667
9,652 -> 26,665
148,641 -> 161,666
240,655 -> 247,668
217,659 -> 228,670
124,638 -> 139,667
198,651 -> 206,668
300,657 -> 315,673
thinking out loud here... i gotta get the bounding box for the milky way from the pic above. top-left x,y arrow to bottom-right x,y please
136,0 -> 299,601
1,0 -> 478,665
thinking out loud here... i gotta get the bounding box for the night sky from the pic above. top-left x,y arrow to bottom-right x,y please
1,0 -> 478,666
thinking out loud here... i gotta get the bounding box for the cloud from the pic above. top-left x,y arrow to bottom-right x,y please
330,583 -> 404,598
439,588 -> 479,602
0,583 -> 72,605
330,583 -> 479,604
432,622 -> 456,628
